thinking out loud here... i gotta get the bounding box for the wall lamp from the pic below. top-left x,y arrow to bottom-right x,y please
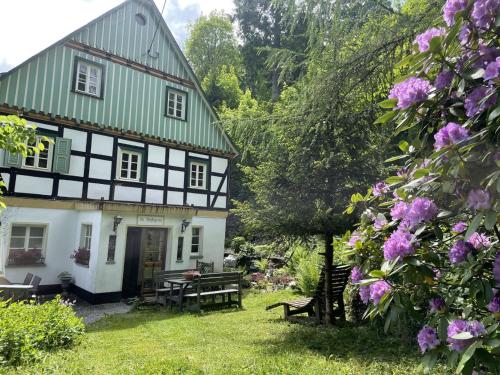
113,216 -> 123,232
181,219 -> 190,233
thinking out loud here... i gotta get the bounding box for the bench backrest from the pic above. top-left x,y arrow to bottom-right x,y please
196,260 -> 214,274
191,272 -> 242,291
153,269 -> 193,284
314,264 -> 351,301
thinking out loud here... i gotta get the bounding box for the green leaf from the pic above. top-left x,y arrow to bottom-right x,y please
451,332 -> 474,340
398,140 -> 409,152
455,340 -> 481,374
369,270 -> 385,278
386,175 -> 404,185
463,67 -> 484,80
374,110 -> 397,125
413,169 -> 430,178
438,318 -> 448,341
379,98 -> 398,109
488,104 -> 500,122
385,154 -> 409,163
484,210 -> 497,230
428,36 -> 442,53
465,213 -> 483,240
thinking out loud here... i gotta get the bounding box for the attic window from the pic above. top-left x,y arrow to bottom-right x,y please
135,13 -> 147,26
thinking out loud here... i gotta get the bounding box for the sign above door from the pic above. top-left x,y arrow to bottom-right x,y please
137,215 -> 164,226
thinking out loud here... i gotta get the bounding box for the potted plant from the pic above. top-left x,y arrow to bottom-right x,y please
71,247 -> 90,266
57,271 -> 72,297
8,248 -> 44,265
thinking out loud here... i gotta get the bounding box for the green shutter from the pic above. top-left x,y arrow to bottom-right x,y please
4,151 -> 22,168
52,137 -> 72,174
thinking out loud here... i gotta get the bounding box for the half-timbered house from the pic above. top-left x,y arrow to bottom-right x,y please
0,0 -> 236,303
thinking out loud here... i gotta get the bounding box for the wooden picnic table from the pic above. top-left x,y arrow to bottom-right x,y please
164,278 -> 191,311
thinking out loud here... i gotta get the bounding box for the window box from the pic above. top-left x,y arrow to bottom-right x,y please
7,249 -> 45,266
71,247 -> 91,266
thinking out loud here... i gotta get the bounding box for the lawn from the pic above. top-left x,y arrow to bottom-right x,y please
6,291 -> 443,375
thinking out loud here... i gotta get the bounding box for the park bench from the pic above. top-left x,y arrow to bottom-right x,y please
266,264 -> 351,323
184,272 -> 242,312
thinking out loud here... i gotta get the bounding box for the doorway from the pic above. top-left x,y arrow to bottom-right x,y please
122,227 -> 168,297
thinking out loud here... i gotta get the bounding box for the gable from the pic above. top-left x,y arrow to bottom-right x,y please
0,0 -> 236,155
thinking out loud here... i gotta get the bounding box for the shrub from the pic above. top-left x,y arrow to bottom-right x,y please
296,251 -> 321,297
344,2 -> 499,373
0,296 -> 84,366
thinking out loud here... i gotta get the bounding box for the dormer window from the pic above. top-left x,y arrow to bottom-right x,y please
73,58 -> 103,98
165,87 -> 187,120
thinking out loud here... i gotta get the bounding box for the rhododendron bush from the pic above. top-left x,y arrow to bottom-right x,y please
343,0 -> 499,373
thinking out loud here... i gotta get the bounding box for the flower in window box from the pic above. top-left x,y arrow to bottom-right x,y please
71,247 -> 91,266
8,248 -> 43,265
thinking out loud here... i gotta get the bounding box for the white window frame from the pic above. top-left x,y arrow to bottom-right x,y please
8,224 -> 48,264
191,227 -> 202,254
79,224 -> 92,250
75,60 -> 102,97
22,135 -> 54,171
166,89 -> 186,120
117,148 -> 142,182
189,161 -> 206,189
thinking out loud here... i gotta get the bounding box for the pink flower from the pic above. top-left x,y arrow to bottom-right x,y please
452,222 -> 467,233
433,122 -> 469,150
389,77 -> 433,110
373,182 -> 390,197
415,28 -> 446,52
391,201 -> 409,221
383,230 -> 415,260
467,188 -> 492,210
468,232 -> 491,249
369,281 -> 391,305
443,0 -> 468,26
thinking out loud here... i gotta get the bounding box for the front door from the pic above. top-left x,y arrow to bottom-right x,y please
122,227 -> 167,297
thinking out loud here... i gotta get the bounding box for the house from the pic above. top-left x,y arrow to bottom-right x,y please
0,0 -> 237,303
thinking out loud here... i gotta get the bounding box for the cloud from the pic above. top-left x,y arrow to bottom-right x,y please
164,0 -> 202,48
0,59 -> 13,74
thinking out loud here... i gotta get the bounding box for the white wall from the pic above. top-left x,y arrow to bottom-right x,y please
2,207 -> 77,285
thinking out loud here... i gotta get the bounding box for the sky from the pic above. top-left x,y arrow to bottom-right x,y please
0,0 -> 234,73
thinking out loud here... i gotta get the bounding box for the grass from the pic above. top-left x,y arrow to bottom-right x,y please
4,290 -> 444,375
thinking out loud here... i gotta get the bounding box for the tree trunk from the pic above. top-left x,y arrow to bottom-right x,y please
324,231 -> 334,325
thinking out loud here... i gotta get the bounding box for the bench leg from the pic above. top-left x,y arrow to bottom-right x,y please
284,305 -> 290,320
237,291 -> 242,308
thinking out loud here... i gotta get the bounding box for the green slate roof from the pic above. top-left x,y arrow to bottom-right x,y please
0,0 -> 237,155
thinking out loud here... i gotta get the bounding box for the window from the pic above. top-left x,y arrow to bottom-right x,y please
117,148 -> 142,181
8,225 -> 46,265
191,227 -> 202,254
107,234 -> 116,263
176,237 -> 184,261
75,59 -> 102,97
23,136 -> 53,170
166,89 -> 186,120
80,224 -> 92,250
189,162 -> 206,189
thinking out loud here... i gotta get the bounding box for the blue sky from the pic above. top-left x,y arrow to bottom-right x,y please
0,0 -> 233,73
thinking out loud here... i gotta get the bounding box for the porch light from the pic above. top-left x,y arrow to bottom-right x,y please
181,219 -> 190,233
113,216 -> 123,232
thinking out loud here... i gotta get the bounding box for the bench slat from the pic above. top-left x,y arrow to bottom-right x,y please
184,289 -> 239,298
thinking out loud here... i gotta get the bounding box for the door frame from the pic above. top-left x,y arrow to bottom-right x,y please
121,224 -> 172,297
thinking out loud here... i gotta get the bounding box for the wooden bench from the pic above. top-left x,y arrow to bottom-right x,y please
153,269 -> 192,306
266,265 -> 351,323
184,272 -> 242,312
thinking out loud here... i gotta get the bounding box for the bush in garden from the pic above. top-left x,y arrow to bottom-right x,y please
0,296 -> 84,366
296,250 -> 322,297
343,1 -> 499,373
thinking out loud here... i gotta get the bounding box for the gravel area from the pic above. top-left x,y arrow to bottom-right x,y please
74,301 -> 133,324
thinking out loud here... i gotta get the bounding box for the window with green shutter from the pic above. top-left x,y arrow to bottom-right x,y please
3,150 -> 22,168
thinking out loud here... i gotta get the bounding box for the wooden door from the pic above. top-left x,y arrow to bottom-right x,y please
139,228 -> 167,294
122,227 -> 142,297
